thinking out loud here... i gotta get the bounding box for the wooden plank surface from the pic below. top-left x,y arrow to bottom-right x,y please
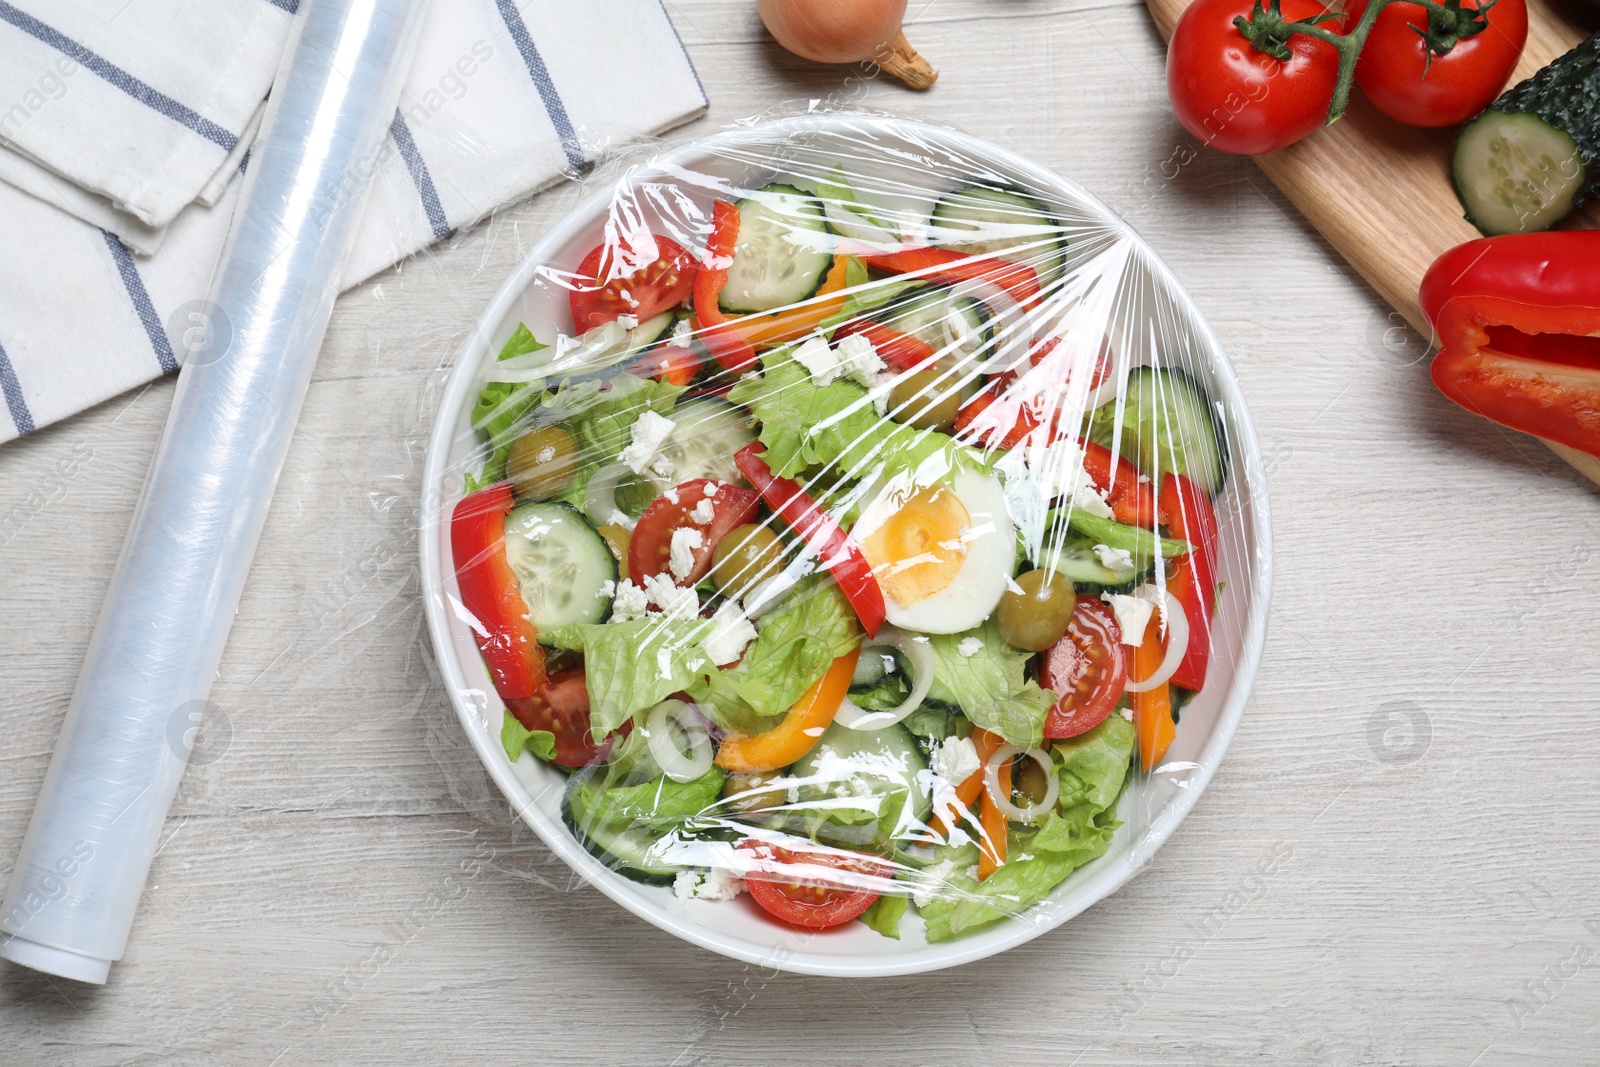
3,2 -> 1600,1063
1147,0 -> 1600,488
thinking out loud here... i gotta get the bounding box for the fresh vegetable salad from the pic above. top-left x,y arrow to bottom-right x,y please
449,147 -> 1231,943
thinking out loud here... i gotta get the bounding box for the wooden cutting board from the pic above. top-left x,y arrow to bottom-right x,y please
1144,0 -> 1600,486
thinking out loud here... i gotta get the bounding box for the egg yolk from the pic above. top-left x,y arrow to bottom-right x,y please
860,485 -> 970,606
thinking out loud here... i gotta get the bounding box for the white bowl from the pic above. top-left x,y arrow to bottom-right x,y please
419,115 -> 1273,978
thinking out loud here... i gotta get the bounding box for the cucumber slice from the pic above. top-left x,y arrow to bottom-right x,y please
562,776 -> 684,886
1453,32 -> 1600,235
503,503 -> 617,638
720,184 -> 833,314
1034,532 -> 1146,587
626,310 -> 675,349
789,721 -> 931,849
931,186 -> 1067,288
1454,111 -> 1586,235
876,285 -> 993,367
658,397 -> 758,485
1091,368 -> 1226,496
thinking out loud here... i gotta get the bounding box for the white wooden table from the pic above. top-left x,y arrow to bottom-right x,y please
4,2 -> 1599,1062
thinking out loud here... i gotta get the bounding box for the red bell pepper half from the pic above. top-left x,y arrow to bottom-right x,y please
1158,473 -> 1218,693
733,444 -> 886,637
863,248 -> 1043,309
450,484 -> 610,766
1420,232 -> 1600,459
693,200 -> 760,373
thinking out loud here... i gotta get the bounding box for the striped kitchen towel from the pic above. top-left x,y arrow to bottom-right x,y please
0,0 -> 707,444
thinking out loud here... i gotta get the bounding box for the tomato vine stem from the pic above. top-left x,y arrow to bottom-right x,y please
1234,0 -> 1493,126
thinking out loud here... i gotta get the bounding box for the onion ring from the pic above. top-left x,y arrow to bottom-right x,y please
982,743 -> 1059,824
833,626 -> 934,730
1123,589 -> 1189,693
645,699 -> 714,783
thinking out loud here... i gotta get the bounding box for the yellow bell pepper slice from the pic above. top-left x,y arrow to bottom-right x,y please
714,647 -> 860,772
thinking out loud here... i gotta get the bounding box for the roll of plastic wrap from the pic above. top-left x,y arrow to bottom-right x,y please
0,0 -> 426,984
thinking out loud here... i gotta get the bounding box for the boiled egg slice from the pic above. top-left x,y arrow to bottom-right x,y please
854,469 -> 1014,634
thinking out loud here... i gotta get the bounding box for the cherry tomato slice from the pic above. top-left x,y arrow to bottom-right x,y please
628,479 -> 759,587
1041,597 -> 1128,739
509,667 -> 621,767
569,235 -> 697,332
738,841 -> 888,930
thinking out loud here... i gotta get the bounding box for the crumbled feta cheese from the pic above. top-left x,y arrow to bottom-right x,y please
616,314 -> 640,330
1093,543 -> 1135,570
1103,591 -> 1155,645
930,736 -> 981,787
1120,707 -> 1134,722
642,572 -> 700,620
835,333 -> 885,387
1070,484 -> 1115,519
792,333 -> 842,386
957,636 -> 984,658
605,509 -> 637,532
669,527 -> 705,581
965,864 -> 981,882
663,486 -> 680,504
673,870 -> 701,901
690,497 -> 716,524
912,859 -> 957,907
649,455 -> 676,481
599,579 -> 616,598
703,482 -> 718,498
702,600 -> 758,665
619,410 -> 676,474
695,866 -> 746,901
610,579 -> 650,622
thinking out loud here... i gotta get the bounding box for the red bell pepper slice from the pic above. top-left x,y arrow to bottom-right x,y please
733,444 -> 885,637
863,248 -> 1043,309
450,485 -> 610,766
451,484 -> 546,708
1420,232 -> 1600,459
1081,441 -> 1156,528
832,318 -> 940,371
693,199 -> 759,373
953,387 -> 1044,450
1158,473 -> 1218,692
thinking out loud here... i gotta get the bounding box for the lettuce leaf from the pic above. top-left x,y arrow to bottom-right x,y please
858,893 -> 909,939
467,381 -> 546,489
727,349 -> 985,486
542,617 -> 712,739
924,620 -> 1058,748
581,768 -> 726,826
498,322 -> 549,361
500,711 -> 556,763
918,717 -> 1133,942
689,577 -> 859,734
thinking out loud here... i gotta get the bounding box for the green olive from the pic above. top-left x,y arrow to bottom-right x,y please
506,425 -> 578,501
1013,753 -> 1051,806
597,523 -> 631,581
721,769 -> 789,816
709,524 -> 784,597
997,568 -> 1077,652
888,369 -> 962,433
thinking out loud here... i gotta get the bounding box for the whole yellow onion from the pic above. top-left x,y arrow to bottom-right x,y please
756,0 -> 938,89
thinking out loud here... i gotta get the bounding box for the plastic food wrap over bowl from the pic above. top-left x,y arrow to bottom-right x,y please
420,112 -> 1272,976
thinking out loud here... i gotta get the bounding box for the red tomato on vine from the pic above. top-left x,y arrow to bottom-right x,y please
1167,0 -> 1343,155
1346,0 -> 1527,127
